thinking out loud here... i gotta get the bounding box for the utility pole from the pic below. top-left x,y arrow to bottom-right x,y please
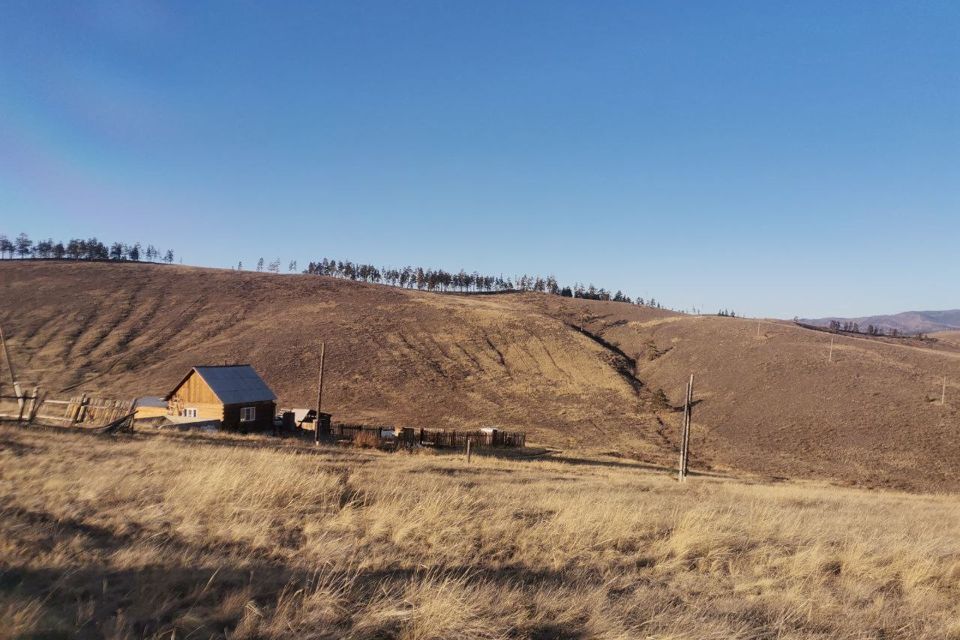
678,374 -> 694,482
314,342 -> 326,444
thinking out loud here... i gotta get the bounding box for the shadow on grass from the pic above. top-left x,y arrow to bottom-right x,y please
2,500 -> 602,639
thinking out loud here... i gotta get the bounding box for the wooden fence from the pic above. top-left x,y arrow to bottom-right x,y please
0,389 -> 136,429
333,424 -> 526,449
415,428 -> 525,448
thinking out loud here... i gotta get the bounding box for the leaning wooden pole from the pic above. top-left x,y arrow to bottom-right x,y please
0,325 -> 16,387
683,374 -> 694,478
0,325 -> 22,413
315,342 -> 326,444
678,377 -> 690,482
679,387 -> 686,482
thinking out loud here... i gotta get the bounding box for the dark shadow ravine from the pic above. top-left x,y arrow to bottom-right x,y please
566,323 -> 648,397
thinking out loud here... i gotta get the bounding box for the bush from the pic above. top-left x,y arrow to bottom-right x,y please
651,388 -> 671,409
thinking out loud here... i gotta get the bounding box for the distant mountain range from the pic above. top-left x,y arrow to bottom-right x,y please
801,309 -> 960,335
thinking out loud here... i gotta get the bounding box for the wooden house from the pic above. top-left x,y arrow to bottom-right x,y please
165,365 -> 276,431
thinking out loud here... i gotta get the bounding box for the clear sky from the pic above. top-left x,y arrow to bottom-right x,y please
1,1 -> 957,318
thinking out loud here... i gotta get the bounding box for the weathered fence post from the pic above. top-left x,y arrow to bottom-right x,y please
77,394 -> 89,425
69,394 -> 85,427
17,390 -> 27,422
25,386 -> 39,424
466,437 -> 472,463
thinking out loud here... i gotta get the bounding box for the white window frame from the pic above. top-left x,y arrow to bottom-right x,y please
240,406 -> 256,422
184,408 -> 198,418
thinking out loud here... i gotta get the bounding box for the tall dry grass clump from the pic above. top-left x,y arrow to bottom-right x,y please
2,425 -> 960,639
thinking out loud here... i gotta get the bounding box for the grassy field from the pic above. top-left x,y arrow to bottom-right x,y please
2,426 -> 960,639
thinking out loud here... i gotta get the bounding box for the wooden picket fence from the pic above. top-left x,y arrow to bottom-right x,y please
414,428 -> 525,448
0,388 -> 136,429
333,423 -> 526,449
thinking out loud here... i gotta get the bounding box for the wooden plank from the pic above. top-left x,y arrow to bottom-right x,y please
26,387 -> 39,423
77,394 -> 89,424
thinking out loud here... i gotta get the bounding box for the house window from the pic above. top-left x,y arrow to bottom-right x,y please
184,408 -> 198,418
240,406 -> 256,422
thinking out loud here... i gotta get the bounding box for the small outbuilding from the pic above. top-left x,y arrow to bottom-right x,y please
134,396 -> 169,420
165,365 -> 276,431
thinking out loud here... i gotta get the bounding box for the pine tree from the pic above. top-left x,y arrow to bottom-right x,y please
14,233 -> 32,258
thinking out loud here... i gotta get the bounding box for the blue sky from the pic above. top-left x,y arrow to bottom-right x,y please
1,1 -> 957,317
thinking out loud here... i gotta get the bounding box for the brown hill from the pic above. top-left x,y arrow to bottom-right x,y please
802,309 -> 960,335
2,261 -> 959,491
0,261 -> 674,458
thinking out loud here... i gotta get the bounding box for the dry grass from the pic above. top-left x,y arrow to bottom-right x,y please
2,425 -> 960,639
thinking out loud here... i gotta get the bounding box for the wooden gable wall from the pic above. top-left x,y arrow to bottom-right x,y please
168,371 -> 224,420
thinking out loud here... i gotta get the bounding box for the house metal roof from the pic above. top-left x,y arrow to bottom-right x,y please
136,396 -> 168,408
166,365 -> 276,404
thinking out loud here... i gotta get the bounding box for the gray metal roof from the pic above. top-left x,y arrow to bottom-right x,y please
136,396 -> 168,408
192,365 -> 276,404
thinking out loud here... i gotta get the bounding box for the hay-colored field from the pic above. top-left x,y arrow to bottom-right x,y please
2,425 -> 960,639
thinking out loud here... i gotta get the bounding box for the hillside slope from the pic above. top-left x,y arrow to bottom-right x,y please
563,307 -> 960,491
0,261 -> 674,457
2,261 -> 959,491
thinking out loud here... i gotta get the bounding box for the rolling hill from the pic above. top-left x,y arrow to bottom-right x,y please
2,260 -> 959,491
802,309 -> 960,335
